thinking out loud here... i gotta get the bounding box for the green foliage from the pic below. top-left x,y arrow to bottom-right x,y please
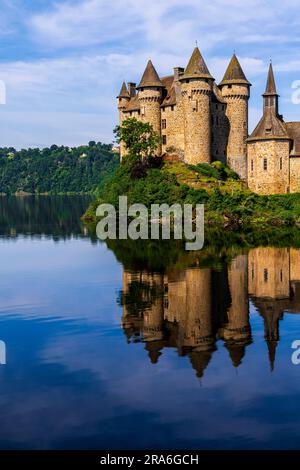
83,152 -> 300,228
114,118 -> 161,159
189,161 -> 239,181
0,143 -> 119,194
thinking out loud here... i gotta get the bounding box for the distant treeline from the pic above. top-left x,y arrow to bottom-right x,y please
0,142 -> 119,194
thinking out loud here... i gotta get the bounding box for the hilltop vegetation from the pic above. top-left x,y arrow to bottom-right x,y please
0,142 -> 119,195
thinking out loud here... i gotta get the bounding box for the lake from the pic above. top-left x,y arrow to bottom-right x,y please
0,196 -> 300,450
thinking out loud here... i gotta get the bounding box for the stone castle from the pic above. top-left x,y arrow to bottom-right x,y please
117,47 -> 300,195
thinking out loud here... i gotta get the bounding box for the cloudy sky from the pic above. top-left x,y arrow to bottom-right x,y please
1,0 -> 300,148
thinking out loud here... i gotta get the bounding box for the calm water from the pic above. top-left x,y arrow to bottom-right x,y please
1,196 -> 300,449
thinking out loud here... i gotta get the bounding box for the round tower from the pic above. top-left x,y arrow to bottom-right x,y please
180,47 -> 214,165
219,54 -> 251,180
136,60 -> 163,156
117,82 -> 130,159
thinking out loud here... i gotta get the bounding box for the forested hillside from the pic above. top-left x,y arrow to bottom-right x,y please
0,142 -> 119,194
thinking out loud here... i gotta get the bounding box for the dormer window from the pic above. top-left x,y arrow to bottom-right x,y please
266,128 -> 272,133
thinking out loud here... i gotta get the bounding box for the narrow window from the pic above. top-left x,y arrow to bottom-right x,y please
263,158 -> 267,171
251,160 -> 254,172
280,157 -> 282,170
252,264 -> 254,280
162,119 -> 166,130
264,268 -> 268,283
162,135 -> 167,145
228,84 -> 232,89
171,105 -> 174,111
280,269 -> 283,282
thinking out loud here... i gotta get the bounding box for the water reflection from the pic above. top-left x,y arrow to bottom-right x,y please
0,195 -> 92,239
120,248 -> 300,376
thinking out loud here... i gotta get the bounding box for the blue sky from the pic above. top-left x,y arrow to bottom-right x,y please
1,0 -> 300,148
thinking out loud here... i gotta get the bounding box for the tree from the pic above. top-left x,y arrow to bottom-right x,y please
114,118 -> 161,160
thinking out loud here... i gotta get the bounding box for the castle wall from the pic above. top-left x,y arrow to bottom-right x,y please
161,103 -> 185,157
247,140 -> 290,194
211,100 -> 229,164
138,87 -> 162,155
221,84 -> 249,180
181,79 -> 212,165
290,157 -> 300,193
248,247 -> 290,299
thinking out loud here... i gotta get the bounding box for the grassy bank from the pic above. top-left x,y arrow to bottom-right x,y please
82,156 -> 300,227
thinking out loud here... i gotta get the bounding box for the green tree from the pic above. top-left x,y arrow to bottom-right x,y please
114,118 -> 161,160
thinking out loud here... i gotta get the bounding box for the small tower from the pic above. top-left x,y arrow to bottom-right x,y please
247,63 -> 291,194
180,47 -> 214,165
136,60 -> 164,155
219,54 -> 251,180
117,82 -> 130,159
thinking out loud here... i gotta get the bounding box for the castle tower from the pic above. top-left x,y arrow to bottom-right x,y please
179,47 -> 214,165
247,63 -> 291,194
219,54 -> 251,180
117,82 -> 130,159
136,60 -> 164,156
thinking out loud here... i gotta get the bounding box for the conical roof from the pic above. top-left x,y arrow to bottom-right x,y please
117,81 -> 130,99
263,62 -> 277,96
219,54 -> 251,86
180,47 -> 214,81
247,108 -> 290,142
137,60 -> 163,89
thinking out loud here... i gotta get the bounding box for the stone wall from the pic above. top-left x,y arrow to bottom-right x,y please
211,100 -> 229,164
181,79 -> 212,165
290,157 -> 300,193
221,84 -> 249,180
161,102 -> 185,157
138,87 -> 162,155
247,139 -> 290,194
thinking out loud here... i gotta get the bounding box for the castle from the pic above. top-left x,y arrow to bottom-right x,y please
117,47 -> 300,195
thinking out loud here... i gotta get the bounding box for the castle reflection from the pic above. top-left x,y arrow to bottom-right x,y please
120,248 -> 300,377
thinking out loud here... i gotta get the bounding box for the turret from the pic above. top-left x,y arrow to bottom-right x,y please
180,47 -> 214,164
219,54 -> 251,180
117,82 -> 130,159
247,64 -> 291,194
136,60 -> 164,155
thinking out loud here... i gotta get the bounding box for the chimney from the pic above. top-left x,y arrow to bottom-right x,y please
174,67 -> 184,81
128,82 -> 136,97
